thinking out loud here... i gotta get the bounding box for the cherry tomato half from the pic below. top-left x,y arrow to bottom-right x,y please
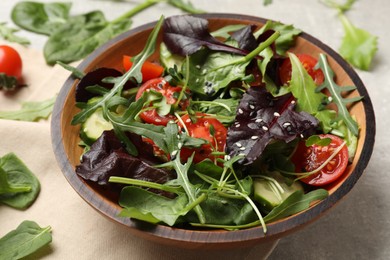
123,55 -> 164,82
0,45 -> 22,79
179,113 -> 227,164
136,77 -> 188,126
279,53 -> 324,86
291,134 -> 349,186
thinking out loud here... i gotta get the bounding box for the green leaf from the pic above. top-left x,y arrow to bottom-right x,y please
0,96 -> 56,122
0,220 -> 52,260
316,53 -> 362,136
305,135 -> 331,146
0,153 -> 40,209
0,73 -> 18,91
44,11 -> 132,65
11,1 -> 71,35
264,189 -> 328,223
119,186 -> 189,226
320,0 -> 357,13
338,13 -> 378,70
0,167 -> 31,196
166,0 -> 205,14
0,22 -> 30,45
331,118 -> 358,161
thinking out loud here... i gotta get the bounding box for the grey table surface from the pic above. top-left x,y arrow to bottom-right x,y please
1,0 -> 389,259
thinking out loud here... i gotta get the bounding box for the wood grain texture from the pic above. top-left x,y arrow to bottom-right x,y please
50,13 -> 375,248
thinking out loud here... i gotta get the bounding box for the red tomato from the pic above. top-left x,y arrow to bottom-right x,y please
179,113 -> 227,164
0,45 -> 22,79
291,134 -> 349,186
123,55 -> 164,82
136,77 -> 188,126
279,53 -> 324,86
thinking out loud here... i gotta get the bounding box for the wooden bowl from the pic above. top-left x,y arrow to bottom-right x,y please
51,13 -> 375,249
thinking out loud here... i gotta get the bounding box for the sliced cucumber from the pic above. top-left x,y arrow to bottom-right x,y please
159,42 -> 184,69
80,108 -> 113,144
253,171 -> 303,212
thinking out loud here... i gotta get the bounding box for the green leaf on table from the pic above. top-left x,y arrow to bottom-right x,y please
0,22 -> 30,45
263,0 -> 273,5
11,1 -> 72,36
320,0 -> 357,13
0,153 -> 40,209
316,53 -> 363,136
44,11 -> 132,65
0,220 -> 52,260
264,189 -> 328,223
0,96 -> 56,122
167,0 -> 205,14
338,13 -> 378,70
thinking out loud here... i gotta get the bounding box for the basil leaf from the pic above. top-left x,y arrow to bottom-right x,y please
0,153 -> 40,209
264,189 -> 328,223
0,22 -> 30,45
44,11 -> 132,65
0,96 -> 56,122
0,220 -> 52,260
339,13 -> 378,70
11,1 -> 71,35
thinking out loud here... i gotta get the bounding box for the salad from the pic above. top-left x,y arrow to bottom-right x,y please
71,15 -> 362,232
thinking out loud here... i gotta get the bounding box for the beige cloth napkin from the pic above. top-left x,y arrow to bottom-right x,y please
0,42 -> 278,259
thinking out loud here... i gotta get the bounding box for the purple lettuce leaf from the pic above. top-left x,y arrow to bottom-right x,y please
231,25 -> 258,51
163,15 -> 251,57
226,87 -> 319,165
76,130 -> 173,186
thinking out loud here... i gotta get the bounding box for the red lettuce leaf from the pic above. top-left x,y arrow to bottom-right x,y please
76,130 -> 173,186
226,87 -> 319,165
231,25 -> 258,51
163,15 -> 251,57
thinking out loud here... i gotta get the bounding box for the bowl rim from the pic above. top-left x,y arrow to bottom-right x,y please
51,13 -> 376,244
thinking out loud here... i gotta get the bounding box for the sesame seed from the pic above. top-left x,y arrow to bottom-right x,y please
235,123 -> 240,128
251,136 -> 259,140
171,150 -> 178,157
300,134 -> 304,138
239,147 -> 246,151
186,118 -> 191,123
283,122 -> 291,127
328,96 -> 333,102
224,155 -> 231,161
262,126 -> 269,131
155,118 -> 162,122
273,112 -> 280,117
238,153 -> 246,156
249,104 -> 255,109
255,118 -> 263,123
238,108 -> 243,114
196,65 -> 201,69
236,142 -> 242,148
291,100 -> 296,104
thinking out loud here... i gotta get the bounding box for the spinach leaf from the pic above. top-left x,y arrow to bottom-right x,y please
338,12 -> 378,70
11,1 -> 71,36
0,220 -> 52,260
44,11 -> 132,65
0,22 -> 30,45
119,186 -> 189,226
264,189 -> 328,222
316,53 -> 363,136
0,153 -> 40,209
0,96 -> 56,122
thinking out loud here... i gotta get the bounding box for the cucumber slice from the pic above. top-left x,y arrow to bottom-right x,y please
80,108 -> 113,144
254,171 -> 303,212
159,42 -> 184,69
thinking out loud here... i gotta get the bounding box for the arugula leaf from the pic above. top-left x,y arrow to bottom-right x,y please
0,220 -> 52,260
316,53 -> 363,136
264,189 -> 328,222
71,16 -> 164,125
11,1 -> 72,35
0,96 -> 56,122
0,22 -> 30,45
338,13 -> 378,70
320,0 -> 357,13
263,0 -> 273,5
0,153 -> 40,209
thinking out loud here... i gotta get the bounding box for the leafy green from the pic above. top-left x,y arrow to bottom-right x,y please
44,10 -> 132,65
331,118 -> 358,161
11,1 -> 72,35
0,153 -> 40,209
288,52 -> 335,133
263,0 -> 273,5
0,96 -> 56,122
254,20 -> 301,55
264,189 -> 328,223
0,73 -> 19,91
320,0 -> 357,13
166,0 -> 205,14
338,12 -> 378,70
316,53 -> 363,136
0,22 -> 30,45
0,220 -> 52,260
